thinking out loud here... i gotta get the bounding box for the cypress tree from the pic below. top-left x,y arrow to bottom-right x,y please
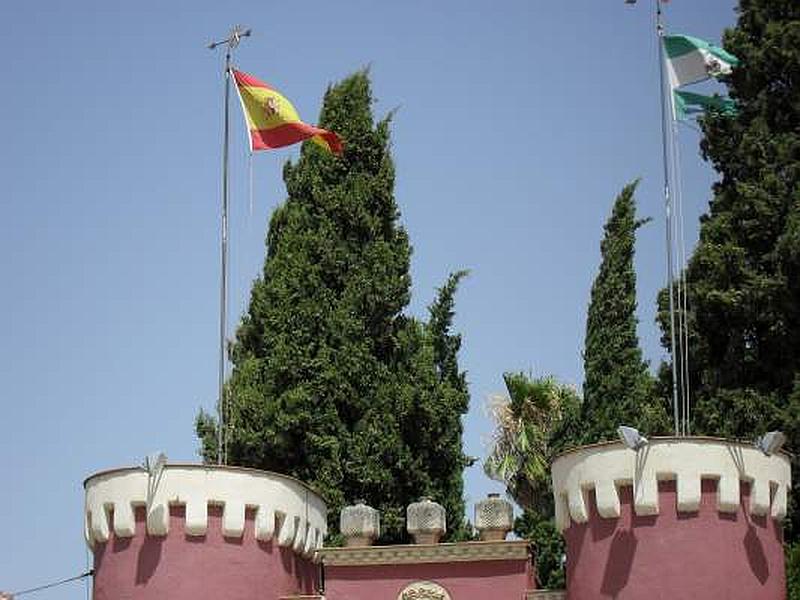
656,0 -> 800,539
196,70 -> 469,542
579,181 -> 668,445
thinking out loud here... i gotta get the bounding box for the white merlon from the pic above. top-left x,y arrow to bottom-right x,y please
84,464 -> 327,559
551,437 -> 792,532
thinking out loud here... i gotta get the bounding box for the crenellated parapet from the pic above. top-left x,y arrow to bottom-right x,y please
551,436 -> 791,531
553,437 -> 792,598
84,464 -> 327,559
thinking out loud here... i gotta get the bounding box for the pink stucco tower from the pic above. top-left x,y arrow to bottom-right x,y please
551,437 -> 792,599
84,464 -> 327,600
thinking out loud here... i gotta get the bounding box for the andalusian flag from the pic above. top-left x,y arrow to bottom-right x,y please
664,35 -> 739,89
233,69 -> 343,154
673,90 -> 737,121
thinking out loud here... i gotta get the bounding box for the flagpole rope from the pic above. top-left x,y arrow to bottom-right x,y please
248,151 -> 254,218
669,120 -> 684,435
678,119 -> 703,135
678,128 -> 691,435
671,120 -> 691,435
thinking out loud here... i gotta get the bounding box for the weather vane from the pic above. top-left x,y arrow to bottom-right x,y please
208,25 -> 251,51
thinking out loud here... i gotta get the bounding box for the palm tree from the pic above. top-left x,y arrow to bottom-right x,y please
484,373 -> 580,514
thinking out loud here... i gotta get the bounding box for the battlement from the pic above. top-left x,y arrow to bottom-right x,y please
84,464 -> 327,559
551,436 -> 791,531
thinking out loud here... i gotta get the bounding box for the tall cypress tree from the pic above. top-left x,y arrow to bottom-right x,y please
578,181 -> 668,444
196,70 -> 469,542
656,1 -> 800,541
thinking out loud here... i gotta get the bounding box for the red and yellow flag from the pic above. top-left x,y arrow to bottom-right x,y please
233,69 -> 343,155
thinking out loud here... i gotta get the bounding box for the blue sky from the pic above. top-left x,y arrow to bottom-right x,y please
0,1 -> 737,596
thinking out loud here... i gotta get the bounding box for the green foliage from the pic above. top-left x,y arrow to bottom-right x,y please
484,373 -> 580,515
484,373 -> 578,587
656,0 -> 800,548
486,183 -> 665,585
788,541 -> 800,600
514,510 -> 565,590
574,181 -> 669,447
196,70 -> 469,542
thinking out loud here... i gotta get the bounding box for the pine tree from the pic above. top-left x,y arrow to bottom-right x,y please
579,181 -> 669,445
656,0 -> 800,541
196,70 -> 470,542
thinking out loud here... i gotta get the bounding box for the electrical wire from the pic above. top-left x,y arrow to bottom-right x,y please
6,570 -> 93,597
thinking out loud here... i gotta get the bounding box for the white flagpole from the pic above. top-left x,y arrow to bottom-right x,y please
208,26 -> 251,464
654,0 -> 681,436
629,0 -> 682,434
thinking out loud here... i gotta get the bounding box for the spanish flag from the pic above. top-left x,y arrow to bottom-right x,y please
233,69 -> 343,155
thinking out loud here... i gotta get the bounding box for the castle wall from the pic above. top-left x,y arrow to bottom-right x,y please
552,437 -> 791,599
321,540 -> 533,600
92,505 -> 317,599
85,465 -> 326,600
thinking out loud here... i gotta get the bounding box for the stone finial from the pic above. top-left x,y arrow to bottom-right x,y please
475,493 -> 514,541
407,496 -> 446,545
340,500 -> 380,547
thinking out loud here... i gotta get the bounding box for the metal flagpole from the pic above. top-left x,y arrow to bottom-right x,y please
654,0 -> 681,436
208,26 -> 251,465
627,0 -> 686,435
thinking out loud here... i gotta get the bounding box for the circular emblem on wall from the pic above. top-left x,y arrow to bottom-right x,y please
397,581 -> 452,600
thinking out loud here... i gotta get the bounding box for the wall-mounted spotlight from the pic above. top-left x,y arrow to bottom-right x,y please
617,426 -> 648,451
755,431 -> 786,456
143,452 -> 168,479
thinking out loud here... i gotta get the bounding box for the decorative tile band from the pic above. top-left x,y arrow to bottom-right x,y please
84,464 -> 327,559
319,540 -> 530,566
551,437 -> 792,532
526,592 -> 566,600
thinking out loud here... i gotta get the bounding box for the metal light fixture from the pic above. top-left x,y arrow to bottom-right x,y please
143,452 -> 168,479
617,426 -> 648,451
755,431 -> 786,456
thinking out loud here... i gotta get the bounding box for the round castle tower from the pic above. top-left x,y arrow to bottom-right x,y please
551,437 -> 792,599
84,464 -> 327,600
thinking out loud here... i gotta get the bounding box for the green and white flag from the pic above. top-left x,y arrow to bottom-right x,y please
664,34 -> 739,88
673,90 -> 737,121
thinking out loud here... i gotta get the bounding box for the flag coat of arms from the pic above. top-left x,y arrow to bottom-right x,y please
233,69 -> 343,154
664,34 -> 739,89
